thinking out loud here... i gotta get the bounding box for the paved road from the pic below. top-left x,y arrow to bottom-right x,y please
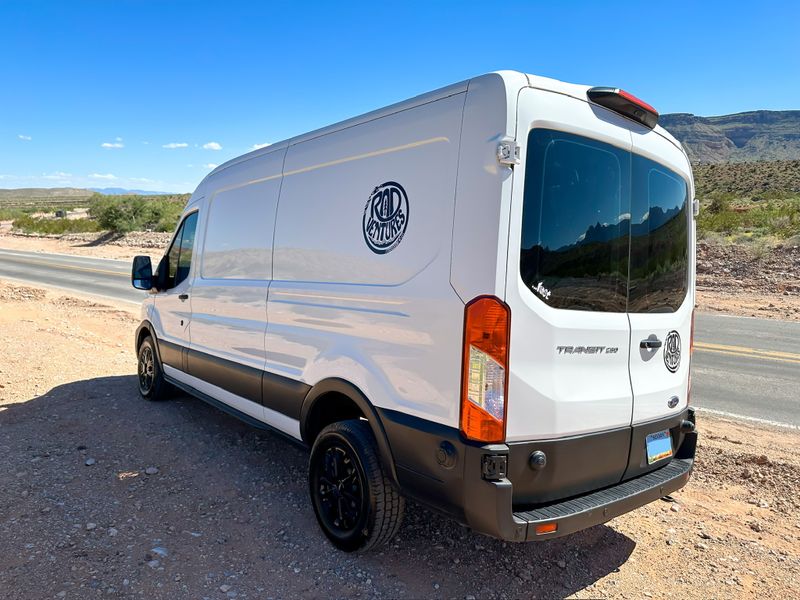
693,313 -> 799,428
0,248 -> 145,303
1,248 -> 797,427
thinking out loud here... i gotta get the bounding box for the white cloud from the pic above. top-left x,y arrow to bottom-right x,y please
203,163 -> 218,170
202,142 -> 222,151
130,177 -> 156,184
18,134 -> 32,141
252,142 -> 271,150
115,136 -> 123,142
616,212 -> 631,222
89,173 -> 117,180
101,142 -> 124,148
42,171 -> 73,180
162,142 -> 188,149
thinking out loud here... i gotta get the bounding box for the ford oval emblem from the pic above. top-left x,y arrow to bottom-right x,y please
663,330 -> 681,373
668,396 -> 679,409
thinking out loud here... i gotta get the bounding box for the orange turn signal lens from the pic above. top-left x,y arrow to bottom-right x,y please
535,523 -> 558,535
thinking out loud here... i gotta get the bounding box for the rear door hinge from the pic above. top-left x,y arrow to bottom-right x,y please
497,138 -> 520,166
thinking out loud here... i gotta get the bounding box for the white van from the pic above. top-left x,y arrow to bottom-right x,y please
131,71 -> 698,552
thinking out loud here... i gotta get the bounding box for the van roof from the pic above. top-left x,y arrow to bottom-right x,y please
199,70 -> 684,189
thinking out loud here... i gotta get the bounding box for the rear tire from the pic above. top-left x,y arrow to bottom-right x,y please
309,419 -> 405,552
137,336 -> 171,401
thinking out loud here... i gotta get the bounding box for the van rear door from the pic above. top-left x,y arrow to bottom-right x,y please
627,131 -> 694,425
504,87 -> 635,443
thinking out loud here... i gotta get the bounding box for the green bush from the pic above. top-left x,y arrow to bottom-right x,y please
706,193 -> 732,214
11,215 -> 101,235
88,196 -> 187,233
0,208 -> 27,221
697,195 -> 800,240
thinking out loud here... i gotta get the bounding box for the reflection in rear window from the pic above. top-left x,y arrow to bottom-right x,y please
628,156 -> 688,312
520,129 -> 689,313
520,129 -> 630,312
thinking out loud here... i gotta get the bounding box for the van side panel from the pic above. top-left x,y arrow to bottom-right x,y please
267,94 -> 466,427
189,149 -> 285,387
449,72 -> 526,302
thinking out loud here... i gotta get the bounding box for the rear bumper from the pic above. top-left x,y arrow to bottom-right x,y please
466,444 -> 695,541
379,407 -> 697,542
513,456 -> 693,540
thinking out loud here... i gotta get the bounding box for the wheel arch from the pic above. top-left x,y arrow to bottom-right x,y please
300,378 -> 399,487
135,320 -> 162,364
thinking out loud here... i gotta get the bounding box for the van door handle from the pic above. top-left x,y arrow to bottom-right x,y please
178,294 -> 189,301
640,338 -> 662,349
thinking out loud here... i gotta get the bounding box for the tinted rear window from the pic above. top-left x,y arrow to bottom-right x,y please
628,155 -> 689,312
520,129 -> 689,313
520,129 -> 630,311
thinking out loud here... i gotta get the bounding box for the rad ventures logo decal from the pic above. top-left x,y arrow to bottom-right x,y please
663,330 -> 681,373
363,181 -> 409,254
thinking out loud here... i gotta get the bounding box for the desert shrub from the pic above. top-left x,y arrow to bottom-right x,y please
697,195 -> 800,239
11,215 -> 101,235
89,196 -> 187,233
706,193 -> 732,214
0,208 -> 27,221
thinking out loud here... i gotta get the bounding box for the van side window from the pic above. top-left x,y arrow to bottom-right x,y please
163,212 -> 198,289
167,227 -> 182,284
520,129 -> 630,312
176,212 -> 198,286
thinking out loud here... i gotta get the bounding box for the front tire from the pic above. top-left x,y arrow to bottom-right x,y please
137,336 -> 171,401
309,419 -> 405,552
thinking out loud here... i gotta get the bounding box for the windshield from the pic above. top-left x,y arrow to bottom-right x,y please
519,128 -> 689,313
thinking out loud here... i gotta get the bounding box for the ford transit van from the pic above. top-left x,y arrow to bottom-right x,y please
131,71 -> 698,552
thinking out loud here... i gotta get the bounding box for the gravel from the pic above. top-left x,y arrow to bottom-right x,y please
1,281 -> 799,598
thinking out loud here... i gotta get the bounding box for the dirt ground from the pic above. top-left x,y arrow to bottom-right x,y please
0,280 -> 798,599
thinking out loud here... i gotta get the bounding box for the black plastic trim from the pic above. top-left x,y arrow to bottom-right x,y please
301,379 -> 400,488
506,426 -> 632,504
262,373 -> 309,420
141,331 -> 311,419
163,372 -> 306,449
187,348 -> 263,404
378,407 -> 471,523
513,457 -> 693,540
158,339 -> 183,369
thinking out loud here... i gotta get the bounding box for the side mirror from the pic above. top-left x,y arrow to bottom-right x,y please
131,256 -> 153,290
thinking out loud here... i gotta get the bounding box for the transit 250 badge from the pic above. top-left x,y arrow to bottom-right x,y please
362,181 -> 409,254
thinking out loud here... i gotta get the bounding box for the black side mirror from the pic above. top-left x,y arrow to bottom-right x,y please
131,256 -> 153,290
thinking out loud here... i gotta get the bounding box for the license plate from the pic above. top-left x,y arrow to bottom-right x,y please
645,429 -> 673,465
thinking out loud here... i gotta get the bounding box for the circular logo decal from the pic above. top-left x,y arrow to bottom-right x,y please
362,181 -> 409,254
663,330 -> 681,373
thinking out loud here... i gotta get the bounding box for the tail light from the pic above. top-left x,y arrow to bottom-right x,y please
587,87 -> 659,129
460,296 -> 510,443
687,310 -> 695,404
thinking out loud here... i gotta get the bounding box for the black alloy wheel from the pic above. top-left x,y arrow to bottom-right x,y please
309,419 -> 405,552
136,335 -> 170,401
138,343 -> 155,395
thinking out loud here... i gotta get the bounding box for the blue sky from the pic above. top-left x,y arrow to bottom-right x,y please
1,0 -> 798,193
